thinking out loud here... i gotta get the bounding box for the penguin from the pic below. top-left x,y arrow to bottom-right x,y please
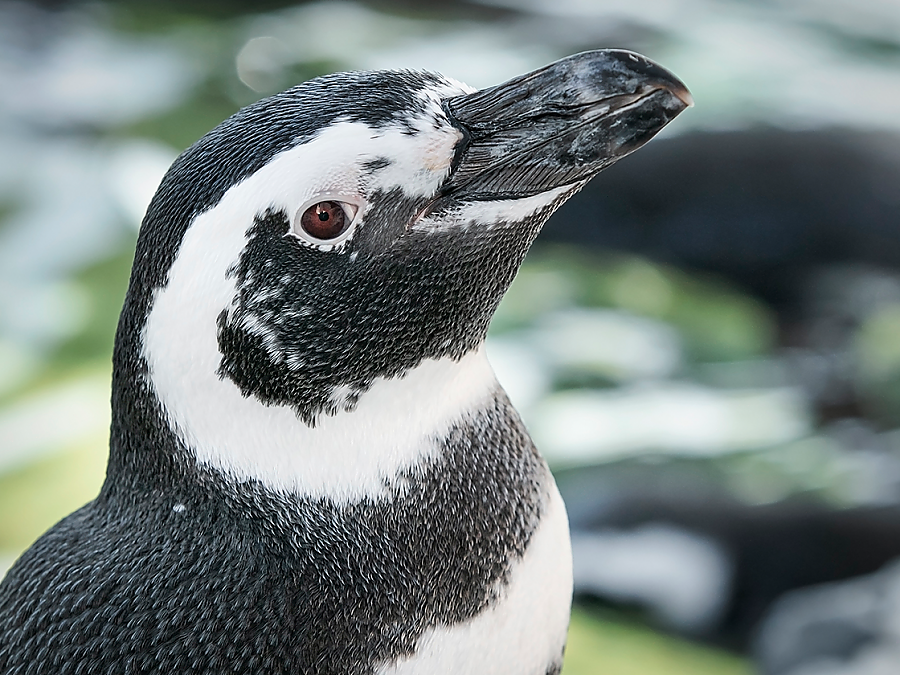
0,50 -> 689,674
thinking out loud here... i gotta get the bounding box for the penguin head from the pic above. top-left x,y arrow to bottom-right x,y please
117,52 -> 689,494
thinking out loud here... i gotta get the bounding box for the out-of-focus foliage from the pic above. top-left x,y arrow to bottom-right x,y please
563,609 -> 752,675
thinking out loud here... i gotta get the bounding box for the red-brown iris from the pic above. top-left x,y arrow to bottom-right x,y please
299,201 -> 349,240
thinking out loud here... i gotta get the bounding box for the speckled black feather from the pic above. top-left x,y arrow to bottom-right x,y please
0,391 -> 549,675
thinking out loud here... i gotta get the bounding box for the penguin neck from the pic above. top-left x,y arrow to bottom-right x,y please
109,307 -> 500,503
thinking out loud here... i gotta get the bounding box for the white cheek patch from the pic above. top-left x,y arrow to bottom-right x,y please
379,484 -> 572,675
415,183 -> 575,234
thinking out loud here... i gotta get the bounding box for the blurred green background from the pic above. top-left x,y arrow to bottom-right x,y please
1,1 -> 899,673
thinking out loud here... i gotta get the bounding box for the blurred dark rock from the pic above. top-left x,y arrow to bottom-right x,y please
559,461 -> 900,651
544,128 -> 900,315
754,559 -> 900,675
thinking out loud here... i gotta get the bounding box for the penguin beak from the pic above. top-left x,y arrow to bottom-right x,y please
440,49 -> 692,202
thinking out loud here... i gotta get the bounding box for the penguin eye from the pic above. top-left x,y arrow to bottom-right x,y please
301,201 -> 347,239
292,196 -> 363,248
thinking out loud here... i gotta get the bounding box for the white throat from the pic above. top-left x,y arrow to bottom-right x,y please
143,293 -> 497,501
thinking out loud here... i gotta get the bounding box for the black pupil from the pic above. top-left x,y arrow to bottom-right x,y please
318,209 -> 330,222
